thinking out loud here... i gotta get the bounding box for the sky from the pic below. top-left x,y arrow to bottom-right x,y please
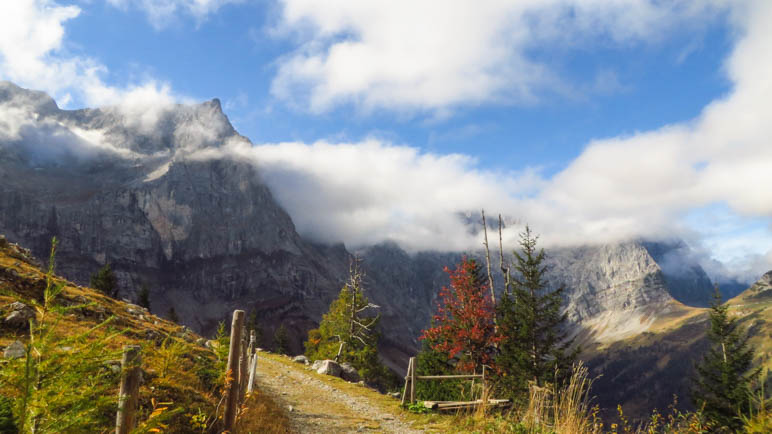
1,0 -> 771,282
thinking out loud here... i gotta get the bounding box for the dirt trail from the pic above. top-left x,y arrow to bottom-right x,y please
254,353 -> 423,433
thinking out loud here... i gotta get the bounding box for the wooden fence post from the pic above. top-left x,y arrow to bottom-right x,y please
223,310 -> 245,432
239,325 -> 249,404
400,357 -> 412,406
409,356 -> 416,404
247,348 -> 258,394
116,345 -> 141,434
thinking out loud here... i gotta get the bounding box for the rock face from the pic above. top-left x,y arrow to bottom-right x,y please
750,271 -> 772,293
0,81 -> 351,351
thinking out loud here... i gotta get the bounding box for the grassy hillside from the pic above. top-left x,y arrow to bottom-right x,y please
0,236 -> 290,433
586,279 -> 772,422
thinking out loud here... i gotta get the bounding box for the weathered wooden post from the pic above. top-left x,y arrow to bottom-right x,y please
400,357 -> 412,406
239,325 -> 249,404
247,347 -> 258,394
246,330 -> 257,395
223,310 -> 245,432
247,330 -> 255,364
409,356 -> 417,404
116,345 -> 141,434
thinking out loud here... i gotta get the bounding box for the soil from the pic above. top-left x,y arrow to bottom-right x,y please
254,353 -> 423,433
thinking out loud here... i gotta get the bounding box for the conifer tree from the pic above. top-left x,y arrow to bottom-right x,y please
138,283 -> 151,312
692,287 -> 759,431
1,238 -> 119,431
304,261 -> 392,385
167,306 -> 180,323
496,226 -> 576,399
90,263 -> 118,298
274,323 -> 290,355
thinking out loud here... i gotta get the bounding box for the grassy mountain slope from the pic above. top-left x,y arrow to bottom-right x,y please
585,275 -> 772,422
0,236 -> 290,433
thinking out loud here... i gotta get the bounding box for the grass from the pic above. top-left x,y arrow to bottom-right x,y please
0,237 -> 292,433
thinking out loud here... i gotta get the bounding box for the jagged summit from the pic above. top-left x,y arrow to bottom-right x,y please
0,80 -> 238,161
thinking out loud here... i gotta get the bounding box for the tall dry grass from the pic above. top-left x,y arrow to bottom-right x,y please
519,362 -> 602,434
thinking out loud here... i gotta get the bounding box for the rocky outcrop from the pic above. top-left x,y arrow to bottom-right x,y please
0,81 -> 351,353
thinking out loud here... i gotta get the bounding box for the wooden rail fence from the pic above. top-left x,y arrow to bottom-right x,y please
400,356 -> 509,411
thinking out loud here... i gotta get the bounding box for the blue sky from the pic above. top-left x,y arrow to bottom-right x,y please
1,0 -> 771,282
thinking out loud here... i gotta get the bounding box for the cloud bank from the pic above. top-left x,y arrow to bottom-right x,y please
271,0 -> 718,113
246,0 -> 771,281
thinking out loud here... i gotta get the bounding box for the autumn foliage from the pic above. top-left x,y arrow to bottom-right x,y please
420,257 -> 499,373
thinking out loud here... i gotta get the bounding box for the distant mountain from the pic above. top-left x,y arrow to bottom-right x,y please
0,81 -> 352,353
586,270 -> 772,421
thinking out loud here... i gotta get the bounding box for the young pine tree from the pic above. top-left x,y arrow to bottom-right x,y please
304,262 -> 391,385
496,226 -> 576,400
0,238 -> 120,431
90,263 -> 118,298
420,257 -> 499,374
692,287 -> 760,431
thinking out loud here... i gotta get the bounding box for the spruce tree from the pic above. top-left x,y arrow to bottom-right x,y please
167,306 -> 180,323
692,287 -> 759,431
496,226 -> 576,399
274,323 -> 290,355
90,263 -> 118,298
138,283 -> 151,312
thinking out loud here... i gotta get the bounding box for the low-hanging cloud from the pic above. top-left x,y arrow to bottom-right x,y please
245,0 -> 772,281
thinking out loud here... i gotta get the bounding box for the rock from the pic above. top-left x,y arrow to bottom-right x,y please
292,355 -> 309,364
339,362 -> 361,383
103,359 -> 122,374
3,341 -> 25,359
126,307 -> 142,316
315,360 -> 341,377
4,302 -> 35,328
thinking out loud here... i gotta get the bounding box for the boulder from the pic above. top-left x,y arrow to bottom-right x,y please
292,355 -> 309,365
315,360 -> 341,377
339,362 -> 361,382
4,302 -> 35,328
4,341 -> 25,359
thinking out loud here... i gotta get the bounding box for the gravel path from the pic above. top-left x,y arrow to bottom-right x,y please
255,355 -> 423,433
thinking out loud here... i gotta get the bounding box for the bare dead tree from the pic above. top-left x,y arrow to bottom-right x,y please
334,259 -> 380,362
498,214 -> 513,295
481,209 -> 496,305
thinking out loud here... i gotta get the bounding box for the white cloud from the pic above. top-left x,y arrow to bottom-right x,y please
106,0 -> 242,29
0,0 -> 181,112
248,0 -> 772,281
271,0 -> 719,114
